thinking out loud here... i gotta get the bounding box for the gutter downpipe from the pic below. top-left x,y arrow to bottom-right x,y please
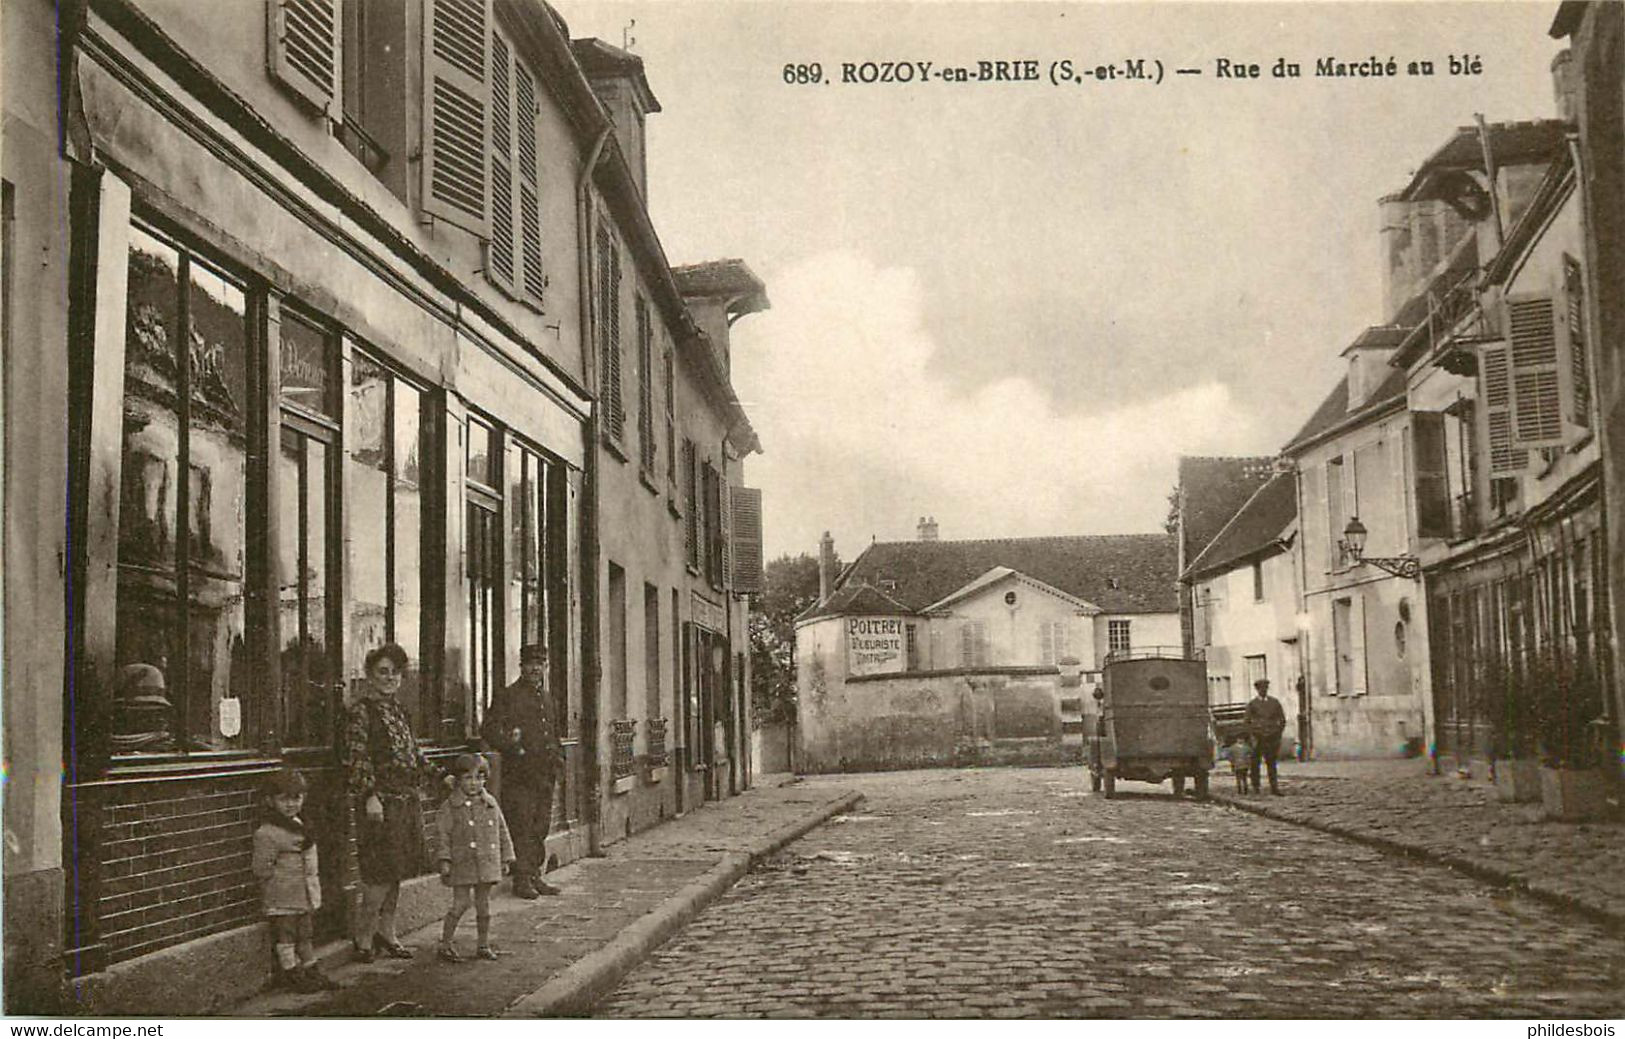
577,126 -> 612,856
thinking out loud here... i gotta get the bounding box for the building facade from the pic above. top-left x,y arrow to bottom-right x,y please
793,533 -> 1179,773
2,0 -> 762,1012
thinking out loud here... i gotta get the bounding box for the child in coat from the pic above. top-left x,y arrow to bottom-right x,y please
435,753 -> 515,962
252,769 -> 339,992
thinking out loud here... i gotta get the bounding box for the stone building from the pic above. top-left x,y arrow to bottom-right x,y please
1,0 -> 763,1013
793,530 -> 1179,773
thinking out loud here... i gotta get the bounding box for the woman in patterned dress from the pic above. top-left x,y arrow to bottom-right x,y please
342,643 -> 436,961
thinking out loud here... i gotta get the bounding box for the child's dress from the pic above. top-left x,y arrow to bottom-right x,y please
435,788 -> 514,885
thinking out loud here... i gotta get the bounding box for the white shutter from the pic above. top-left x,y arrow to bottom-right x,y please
1351,595 -> 1368,697
267,0 -> 340,113
1039,622 -> 1054,665
1506,294 -> 1566,449
422,0 -> 491,235
1477,341 -> 1530,475
1564,258 -> 1592,428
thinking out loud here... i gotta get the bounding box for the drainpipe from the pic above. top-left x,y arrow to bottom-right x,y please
577,127 -> 611,855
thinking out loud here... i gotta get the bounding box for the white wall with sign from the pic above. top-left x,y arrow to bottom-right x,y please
846,616 -> 906,676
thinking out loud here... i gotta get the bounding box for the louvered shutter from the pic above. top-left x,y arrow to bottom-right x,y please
1477,341 -> 1529,475
515,65 -> 545,304
719,479 -> 732,589
730,487 -> 762,594
422,0 -> 491,235
598,232 -> 624,442
486,32 -> 515,291
1564,258 -> 1591,428
267,0 -> 340,113
961,623 -> 974,667
1412,411 -> 1451,538
1506,294 -> 1566,449
1351,595 -> 1368,697
1039,622 -> 1054,665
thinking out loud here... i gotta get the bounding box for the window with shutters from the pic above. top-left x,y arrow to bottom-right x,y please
337,0 -> 409,184
422,0 -> 491,235
637,298 -> 657,478
729,487 -> 763,594
1413,411 -> 1452,538
1039,620 -> 1070,666
1506,294 -> 1566,450
1252,560 -> 1266,602
597,226 -> 625,447
683,439 -> 699,571
1476,340 -> 1530,482
1326,455 -> 1351,569
664,346 -> 678,503
703,462 -> 724,590
267,0 -> 340,114
960,620 -> 989,668
1563,257 -> 1592,430
485,25 -> 545,307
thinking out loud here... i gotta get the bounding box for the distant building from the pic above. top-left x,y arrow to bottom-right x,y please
1173,457 -> 1276,656
1181,473 -> 1304,754
793,531 -> 1179,772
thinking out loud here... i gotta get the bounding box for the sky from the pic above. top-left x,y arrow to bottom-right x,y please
555,1 -> 1567,562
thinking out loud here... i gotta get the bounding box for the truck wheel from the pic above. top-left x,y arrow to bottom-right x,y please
1104,770 -> 1116,799
1090,771 -> 1102,792
1194,772 -> 1210,800
1172,775 -> 1186,797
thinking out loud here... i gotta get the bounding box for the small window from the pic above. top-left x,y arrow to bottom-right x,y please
1108,619 -> 1131,657
1252,560 -> 1265,602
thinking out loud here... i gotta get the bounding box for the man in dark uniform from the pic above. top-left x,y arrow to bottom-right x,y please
1245,678 -> 1287,796
481,644 -> 564,897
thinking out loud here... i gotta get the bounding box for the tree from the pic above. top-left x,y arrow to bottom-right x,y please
750,552 -> 837,726
1162,483 -> 1181,537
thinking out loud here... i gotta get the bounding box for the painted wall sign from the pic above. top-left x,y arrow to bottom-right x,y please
691,592 -> 725,634
847,616 -> 905,675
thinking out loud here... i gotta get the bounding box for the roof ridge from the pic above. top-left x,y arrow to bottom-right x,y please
868,532 -> 1173,549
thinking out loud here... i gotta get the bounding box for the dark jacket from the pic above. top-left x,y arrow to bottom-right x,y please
480,677 -> 564,783
1245,694 -> 1287,739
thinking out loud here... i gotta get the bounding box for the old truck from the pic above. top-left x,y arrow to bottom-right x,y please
1087,649 -> 1213,799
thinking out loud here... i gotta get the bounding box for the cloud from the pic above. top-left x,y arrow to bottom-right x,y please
732,251 -> 1273,560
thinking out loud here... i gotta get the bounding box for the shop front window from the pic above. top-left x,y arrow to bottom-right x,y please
467,415 -> 502,724
346,351 -> 432,734
114,225 -> 252,754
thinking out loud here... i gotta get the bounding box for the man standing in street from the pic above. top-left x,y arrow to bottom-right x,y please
481,644 -> 565,897
1245,678 -> 1287,796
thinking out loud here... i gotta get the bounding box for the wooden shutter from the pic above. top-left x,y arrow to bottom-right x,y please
1412,411 -> 1451,538
730,487 -> 763,594
267,0 -> 340,113
422,0 -> 490,234
1351,595 -> 1368,697
515,65 -> 545,303
719,478 -> 731,590
598,231 -> 623,441
1564,258 -> 1591,428
1506,294 -> 1565,449
486,32 -> 515,291
637,300 -> 654,471
683,440 -> 698,565
1477,341 -> 1529,475
1039,622 -> 1054,665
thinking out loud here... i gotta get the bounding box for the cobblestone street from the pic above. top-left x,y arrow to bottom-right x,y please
595,767 -> 1625,1018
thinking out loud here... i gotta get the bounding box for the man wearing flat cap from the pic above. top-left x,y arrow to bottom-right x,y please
1244,678 -> 1287,796
481,644 -> 564,897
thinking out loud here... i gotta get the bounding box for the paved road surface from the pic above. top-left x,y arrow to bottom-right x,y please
595,767 -> 1625,1018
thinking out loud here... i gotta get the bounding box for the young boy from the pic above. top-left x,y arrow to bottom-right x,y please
435,753 -> 515,962
252,769 -> 339,992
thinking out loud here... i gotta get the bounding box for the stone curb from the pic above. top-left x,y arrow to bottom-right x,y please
1209,792 -> 1625,930
501,789 -> 865,1018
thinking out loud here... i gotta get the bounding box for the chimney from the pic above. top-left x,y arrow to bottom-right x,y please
572,40 -> 662,199
1552,49 -> 1578,123
818,531 -> 835,601
916,516 -> 939,542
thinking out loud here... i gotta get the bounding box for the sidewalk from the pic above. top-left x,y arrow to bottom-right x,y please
1210,757 -> 1625,926
229,777 -> 862,1018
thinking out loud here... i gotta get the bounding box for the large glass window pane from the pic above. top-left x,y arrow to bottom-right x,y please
185,259 -> 250,749
468,501 -> 500,722
393,378 -> 425,730
347,353 -> 390,680
467,416 -> 492,488
278,430 -> 335,746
